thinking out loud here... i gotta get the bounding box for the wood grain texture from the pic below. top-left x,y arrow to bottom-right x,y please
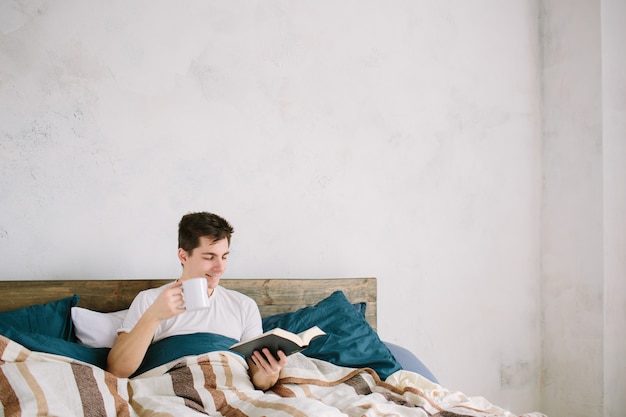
0,278 -> 377,330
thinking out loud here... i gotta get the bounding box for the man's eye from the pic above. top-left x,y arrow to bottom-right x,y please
203,257 -> 214,261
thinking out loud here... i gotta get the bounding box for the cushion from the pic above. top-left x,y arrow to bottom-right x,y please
71,307 -> 128,348
351,301 -> 367,317
133,332 -> 238,377
383,341 -> 438,383
261,291 -> 402,379
0,326 -> 110,369
262,301 -> 367,330
0,295 -> 79,341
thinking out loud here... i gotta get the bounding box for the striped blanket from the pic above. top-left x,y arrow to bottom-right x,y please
0,334 -> 545,417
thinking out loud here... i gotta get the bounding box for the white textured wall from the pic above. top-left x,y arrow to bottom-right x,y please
602,1 -> 626,415
541,0 -> 626,416
1,1 -> 545,413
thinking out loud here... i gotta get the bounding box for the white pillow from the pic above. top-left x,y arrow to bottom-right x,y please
71,307 -> 128,348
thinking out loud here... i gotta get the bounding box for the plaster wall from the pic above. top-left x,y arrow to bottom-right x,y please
540,0 -> 626,416
602,0 -> 626,414
5,1 -> 622,414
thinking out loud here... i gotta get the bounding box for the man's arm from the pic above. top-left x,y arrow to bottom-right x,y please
107,281 -> 184,378
247,348 -> 288,390
107,314 -> 161,377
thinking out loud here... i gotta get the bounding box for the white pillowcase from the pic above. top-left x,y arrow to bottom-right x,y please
71,307 -> 128,348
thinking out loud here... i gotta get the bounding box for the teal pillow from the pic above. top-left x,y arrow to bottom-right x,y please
0,295 -> 79,341
351,301 -> 367,318
0,326 -> 109,369
262,301 -> 367,329
262,291 -> 401,379
133,332 -> 238,377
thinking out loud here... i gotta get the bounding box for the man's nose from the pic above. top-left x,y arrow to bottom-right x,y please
213,258 -> 226,271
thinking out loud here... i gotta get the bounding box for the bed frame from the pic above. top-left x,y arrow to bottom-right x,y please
0,278 -> 377,330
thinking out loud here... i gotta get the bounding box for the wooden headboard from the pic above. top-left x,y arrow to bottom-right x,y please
0,278 -> 378,330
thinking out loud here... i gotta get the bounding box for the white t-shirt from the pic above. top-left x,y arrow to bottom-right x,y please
118,282 -> 262,343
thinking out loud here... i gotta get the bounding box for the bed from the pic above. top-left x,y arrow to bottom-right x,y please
0,277 -> 544,417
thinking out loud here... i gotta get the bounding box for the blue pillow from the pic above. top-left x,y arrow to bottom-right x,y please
0,295 -> 79,341
383,342 -> 438,383
133,332 -> 238,377
262,291 -> 401,380
0,326 -> 109,369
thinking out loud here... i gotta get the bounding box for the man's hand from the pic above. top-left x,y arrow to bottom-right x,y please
150,280 -> 186,320
247,348 -> 288,390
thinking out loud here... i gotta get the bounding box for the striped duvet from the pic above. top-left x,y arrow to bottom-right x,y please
0,335 -> 546,417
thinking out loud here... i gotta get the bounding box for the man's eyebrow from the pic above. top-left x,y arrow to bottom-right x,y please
200,251 -> 230,256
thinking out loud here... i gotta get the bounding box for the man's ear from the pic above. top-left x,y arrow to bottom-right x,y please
178,248 -> 188,265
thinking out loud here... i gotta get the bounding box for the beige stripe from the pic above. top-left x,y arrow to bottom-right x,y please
0,367 -> 22,416
16,350 -> 30,362
0,336 -> 8,362
104,371 -> 131,417
376,377 -> 443,412
17,362 -> 49,415
218,355 -> 310,417
201,354 -> 247,417
219,352 -> 232,386
280,367 -> 368,387
296,384 -> 321,401
0,337 -> 31,363
272,382 -> 320,402
233,389 -> 310,417
355,402 -> 389,417
224,353 -> 312,417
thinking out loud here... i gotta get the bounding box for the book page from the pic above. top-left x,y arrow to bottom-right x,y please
296,326 -> 325,344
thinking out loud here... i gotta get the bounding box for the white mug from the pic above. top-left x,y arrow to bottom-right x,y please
181,278 -> 211,311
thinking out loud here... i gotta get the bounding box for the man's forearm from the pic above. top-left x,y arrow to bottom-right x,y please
107,315 -> 160,377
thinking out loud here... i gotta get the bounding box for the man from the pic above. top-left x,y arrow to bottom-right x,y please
107,212 -> 287,390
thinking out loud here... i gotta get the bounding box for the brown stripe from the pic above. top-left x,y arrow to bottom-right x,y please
17,362 -> 49,415
0,367 -> 21,416
344,373 -> 373,395
170,364 -> 206,414
71,363 -> 108,417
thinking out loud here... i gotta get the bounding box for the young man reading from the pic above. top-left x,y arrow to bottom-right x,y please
107,212 -> 287,390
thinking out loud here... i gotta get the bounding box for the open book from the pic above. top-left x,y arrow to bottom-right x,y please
229,326 -> 326,360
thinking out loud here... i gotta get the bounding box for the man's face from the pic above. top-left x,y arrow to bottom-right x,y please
179,236 -> 229,289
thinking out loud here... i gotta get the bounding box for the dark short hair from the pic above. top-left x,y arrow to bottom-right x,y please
178,212 -> 234,254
